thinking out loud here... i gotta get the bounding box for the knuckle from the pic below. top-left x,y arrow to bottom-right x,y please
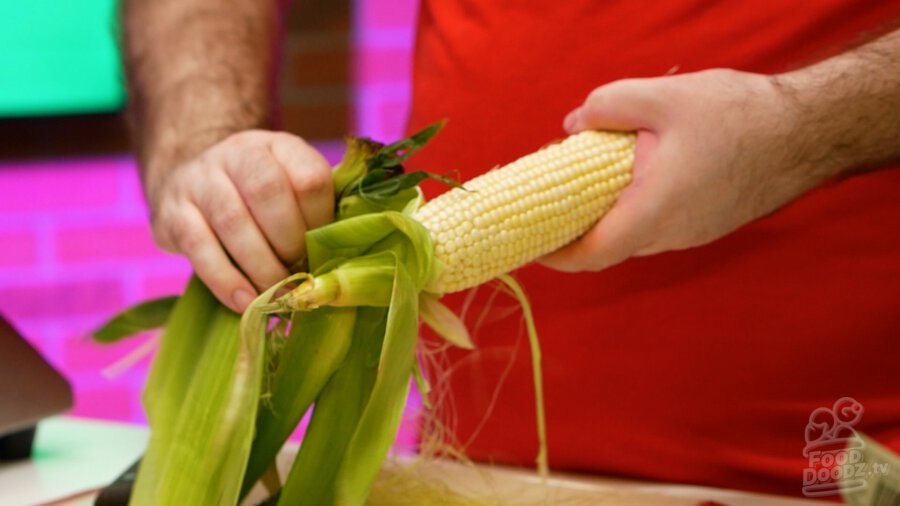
150,223 -> 175,252
270,134 -> 333,192
169,221 -> 204,256
149,204 -> 180,252
223,130 -> 258,147
588,79 -> 635,101
243,170 -> 285,204
208,201 -> 246,236
272,131 -> 304,146
200,192 -> 245,236
295,164 -> 332,195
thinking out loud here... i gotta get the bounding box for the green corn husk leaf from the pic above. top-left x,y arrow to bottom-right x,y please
133,279 -> 286,505
332,121 -> 445,203
498,274 -> 548,477
132,305 -> 261,505
306,211 -> 434,292
350,170 -> 464,204
268,251 -> 398,312
334,261 -> 419,506
337,188 -> 419,220
332,137 -> 384,199
277,306 -> 388,506
419,292 -> 474,349
239,306 -> 356,498
131,279 -> 219,503
306,213 -> 399,269
142,277 -> 218,430
365,120 -> 445,171
92,295 -> 178,343
116,123 -> 550,506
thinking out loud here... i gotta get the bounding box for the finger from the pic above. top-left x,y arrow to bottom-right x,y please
564,78 -> 667,134
226,147 -> 307,266
194,172 -> 290,292
168,205 -> 258,313
271,133 -> 335,231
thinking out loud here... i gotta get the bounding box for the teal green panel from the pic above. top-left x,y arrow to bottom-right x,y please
0,0 -> 125,116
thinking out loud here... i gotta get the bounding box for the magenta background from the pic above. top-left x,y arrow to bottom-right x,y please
0,0 -> 418,448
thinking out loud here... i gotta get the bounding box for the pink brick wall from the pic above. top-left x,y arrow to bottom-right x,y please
0,157 -> 180,422
0,143 -> 344,423
352,0 -> 416,140
0,0 -> 418,449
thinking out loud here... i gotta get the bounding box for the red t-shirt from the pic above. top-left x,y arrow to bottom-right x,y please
405,0 -> 900,497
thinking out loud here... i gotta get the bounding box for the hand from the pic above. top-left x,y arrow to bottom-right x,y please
145,130 -> 334,312
541,68 -> 830,272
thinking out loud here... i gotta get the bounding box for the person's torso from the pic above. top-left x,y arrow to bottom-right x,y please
405,0 -> 900,496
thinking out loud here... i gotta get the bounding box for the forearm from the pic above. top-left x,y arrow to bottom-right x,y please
122,0 -> 283,186
775,28 -> 900,180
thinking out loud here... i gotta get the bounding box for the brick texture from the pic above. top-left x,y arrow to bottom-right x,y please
357,48 -> 413,84
0,280 -> 125,319
140,273 -> 192,299
69,384 -> 137,422
280,0 -> 353,140
0,231 -> 37,266
62,331 -> 155,372
56,223 -> 159,262
0,160 -> 120,213
0,0 -> 419,445
358,0 -> 418,29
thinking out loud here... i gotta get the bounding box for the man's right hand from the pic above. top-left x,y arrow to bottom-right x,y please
145,130 -> 334,313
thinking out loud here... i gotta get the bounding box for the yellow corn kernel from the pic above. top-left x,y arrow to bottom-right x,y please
415,130 -> 635,294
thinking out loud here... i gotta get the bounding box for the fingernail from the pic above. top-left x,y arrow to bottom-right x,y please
563,109 -> 580,132
232,288 -> 255,312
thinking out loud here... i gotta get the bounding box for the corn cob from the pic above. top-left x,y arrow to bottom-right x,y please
416,130 -> 635,294
93,126 -> 637,506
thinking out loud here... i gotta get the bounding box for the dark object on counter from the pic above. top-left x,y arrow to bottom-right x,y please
0,311 -> 73,460
95,458 -> 140,506
0,426 -> 36,460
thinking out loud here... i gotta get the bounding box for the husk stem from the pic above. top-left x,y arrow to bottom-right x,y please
270,252 -> 398,312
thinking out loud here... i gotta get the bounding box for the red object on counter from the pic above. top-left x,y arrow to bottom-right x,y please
405,0 -> 900,498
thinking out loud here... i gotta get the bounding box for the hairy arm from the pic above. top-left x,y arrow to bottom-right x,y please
542,28 -> 900,272
775,29 -> 900,177
123,0 -> 334,312
123,0 -> 280,174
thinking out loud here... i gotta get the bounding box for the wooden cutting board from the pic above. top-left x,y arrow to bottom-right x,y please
240,450 -> 819,506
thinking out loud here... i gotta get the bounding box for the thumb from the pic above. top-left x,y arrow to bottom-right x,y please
564,78 -> 666,134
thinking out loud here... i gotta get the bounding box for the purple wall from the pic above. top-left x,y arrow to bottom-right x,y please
0,0 -> 417,450
353,0 -> 417,140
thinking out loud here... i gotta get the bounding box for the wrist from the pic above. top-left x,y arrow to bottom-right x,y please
131,64 -> 273,180
135,102 -> 269,200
